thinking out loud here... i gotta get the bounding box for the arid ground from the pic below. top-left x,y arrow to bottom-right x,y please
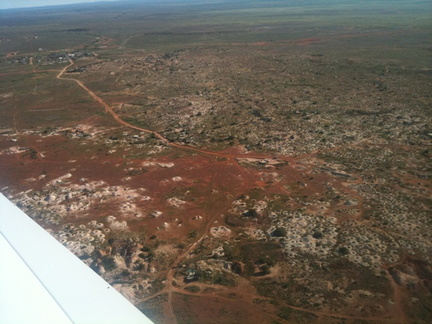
1,1 -> 432,323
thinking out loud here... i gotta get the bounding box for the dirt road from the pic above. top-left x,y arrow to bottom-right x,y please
57,57 -> 275,161
55,56 -> 406,324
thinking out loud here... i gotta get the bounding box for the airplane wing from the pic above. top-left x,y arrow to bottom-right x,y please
0,193 -> 153,324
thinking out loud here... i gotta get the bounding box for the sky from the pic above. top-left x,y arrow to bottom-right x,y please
0,0 -> 119,10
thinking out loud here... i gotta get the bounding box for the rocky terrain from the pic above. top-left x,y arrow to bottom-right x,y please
1,1 -> 431,323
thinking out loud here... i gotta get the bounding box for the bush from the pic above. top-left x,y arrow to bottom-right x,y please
312,231 -> 323,239
272,227 -> 287,237
243,209 -> 259,218
277,307 -> 292,320
338,246 -> 349,255
258,256 -> 276,267
187,230 -> 198,238
101,256 -> 117,271
141,246 -> 151,252
261,265 -> 271,275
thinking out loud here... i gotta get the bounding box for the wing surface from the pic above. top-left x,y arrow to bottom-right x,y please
0,193 -> 153,324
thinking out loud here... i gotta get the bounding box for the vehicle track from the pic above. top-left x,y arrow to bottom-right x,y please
57,57 -> 274,161
55,56 -> 406,324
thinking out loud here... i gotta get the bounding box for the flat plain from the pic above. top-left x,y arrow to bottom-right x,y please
1,0 -> 431,323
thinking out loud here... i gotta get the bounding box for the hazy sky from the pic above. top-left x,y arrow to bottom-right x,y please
0,0 -> 119,10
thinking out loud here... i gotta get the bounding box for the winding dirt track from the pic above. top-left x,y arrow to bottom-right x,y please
55,56 -> 406,324
57,57 -> 271,161
57,57 -> 271,323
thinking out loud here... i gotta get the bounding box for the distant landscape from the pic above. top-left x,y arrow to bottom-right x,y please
1,0 -> 431,323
